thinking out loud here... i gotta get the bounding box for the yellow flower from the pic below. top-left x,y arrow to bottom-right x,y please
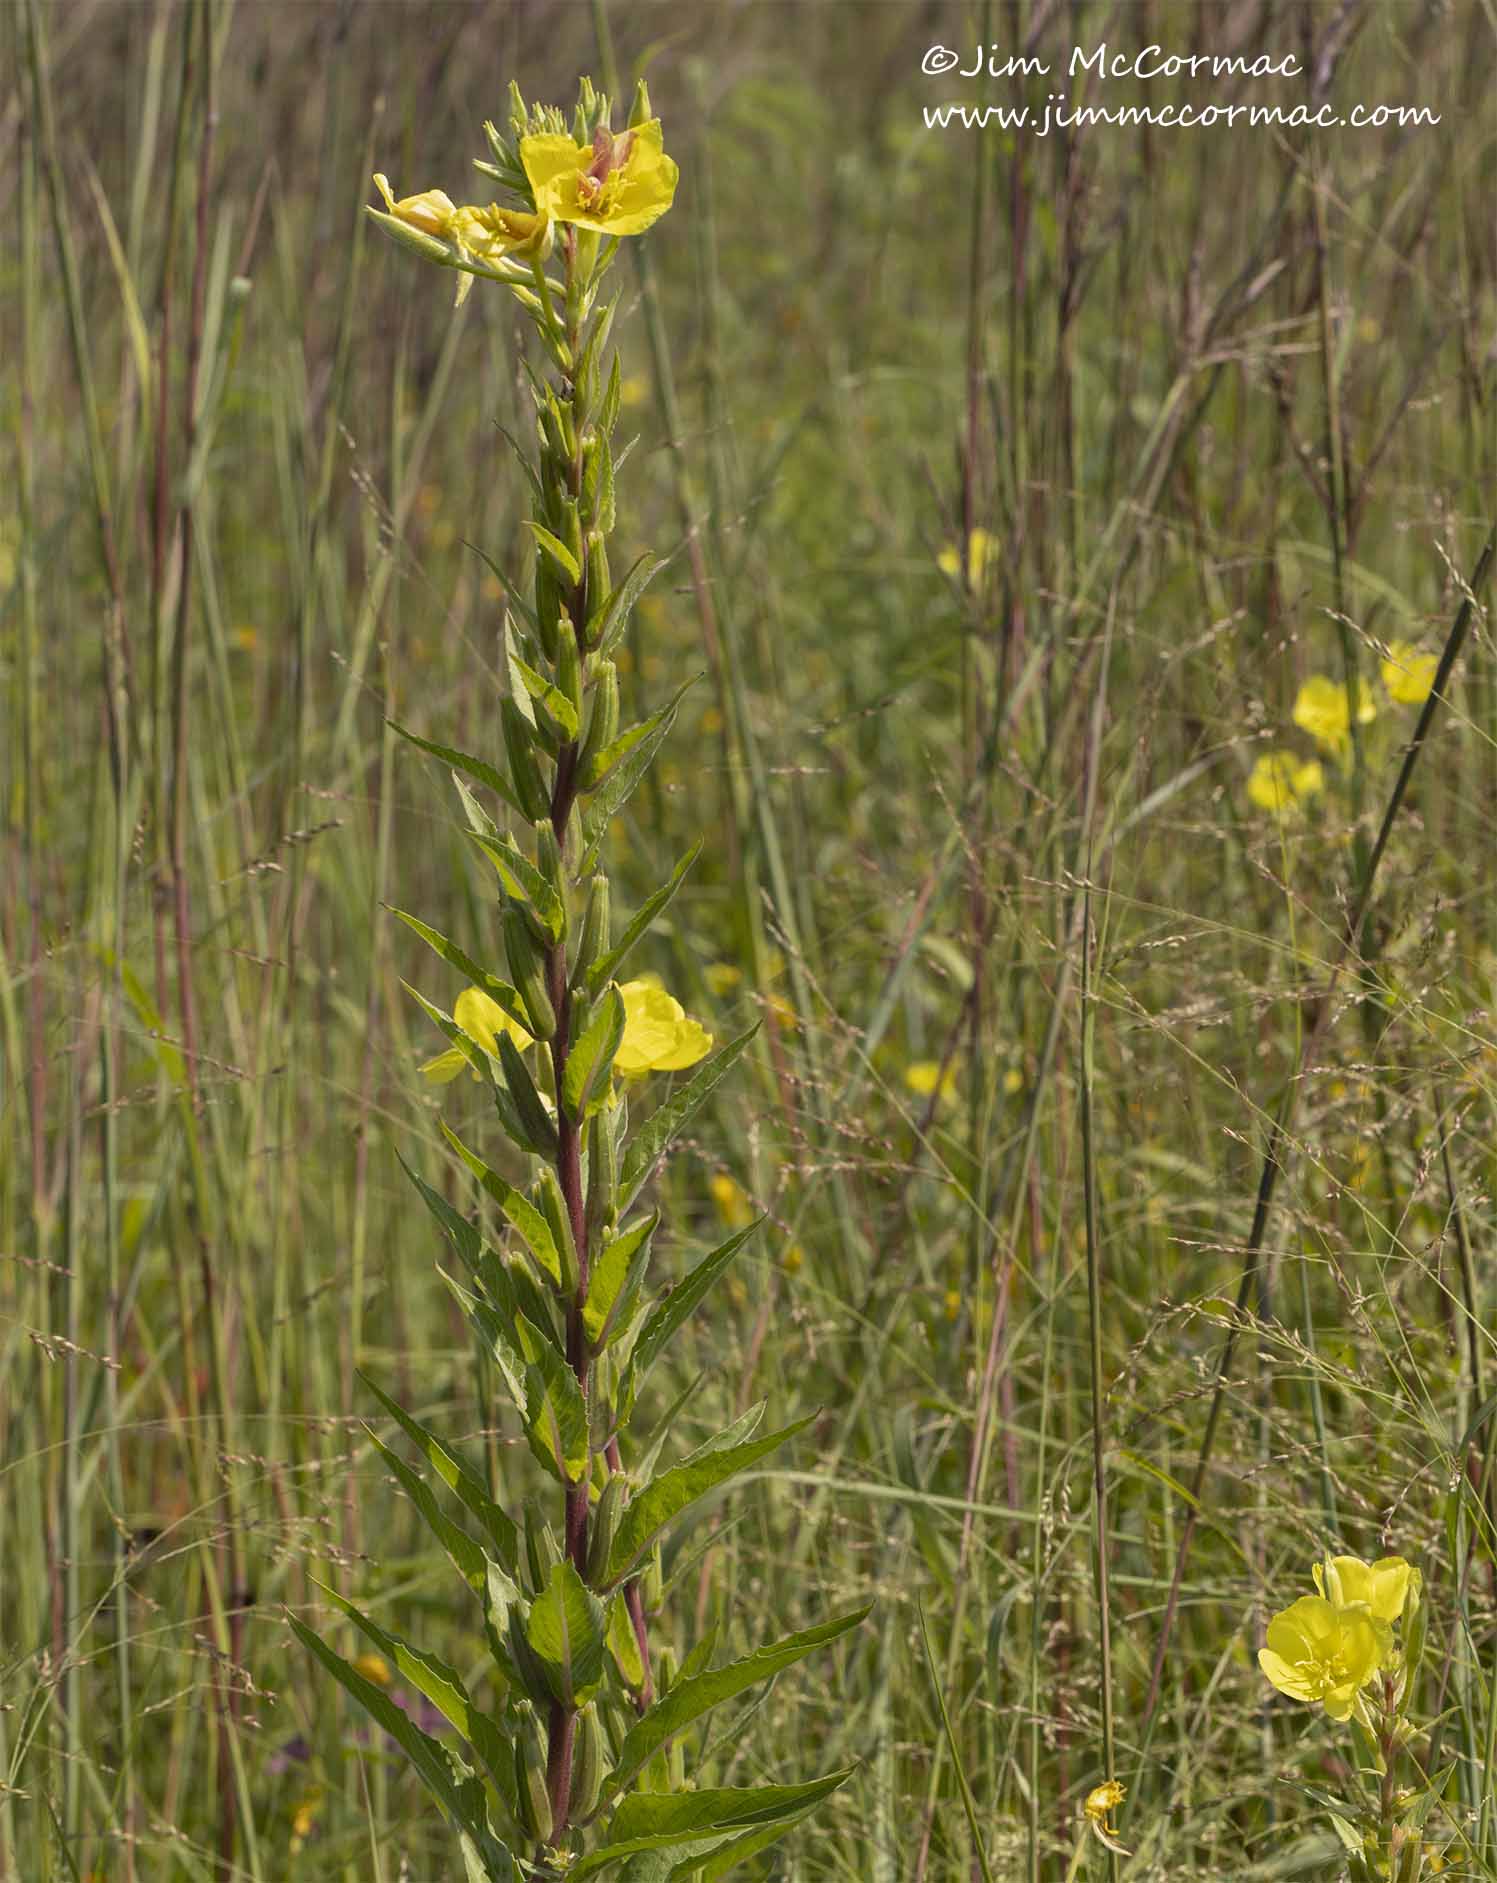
421,987 -> 533,1083
709,1171 -> 755,1230
1292,674 -> 1377,759
519,120 -> 678,237
1246,749 -> 1326,815
905,1060 -> 957,1101
614,977 -> 712,1077
353,1652 -> 392,1686
1258,1594 -> 1384,1720
783,1242 -> 804,1275
937,528 -> 994,586
1084,1780 -> 1126,1838
705,962 -> 743,997
943,1287 -> 961,1321
372,174 -> 457,237
1380,641 -> 1438,706
1312,1554 -> 1417,1624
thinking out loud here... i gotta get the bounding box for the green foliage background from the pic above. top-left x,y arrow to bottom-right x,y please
3,1 -> 1495,1877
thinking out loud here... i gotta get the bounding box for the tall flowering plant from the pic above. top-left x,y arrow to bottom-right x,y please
290,80 -> 865,1879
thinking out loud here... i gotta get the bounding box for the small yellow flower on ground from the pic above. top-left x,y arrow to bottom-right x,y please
937,527 -> 994,585
422,986 -> 533,1083
614,977 -> 712,1076
1247,749 -> 1325,814
1292,674 -> 1377,759
1312,1554 -> 1417,1623
1084,1780 -> 1126,1837
905,1059 -> 957,1101
1258,1594 -> 1384,1719
520,120 -> 678,237
1380,641 -> 1438,705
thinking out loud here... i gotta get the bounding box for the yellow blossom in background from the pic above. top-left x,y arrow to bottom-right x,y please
1004,1067 -> 1024,1095
943,1288 -> 961,1321
520,120 -> 678,237
1292,674 -> 1377,759
1312,1554 -> 1417,1624
1258,1594 -> 1384,1720
905,1059 -> 957,1101
614,977 -> 712,1077
783,1243 -> 804,1275
709,1171 -> 755,1230
1084,1780 -> 1126,1840
937,527 -> 994,586
763,990 -> 798,1032
705,962 -> 743,997
421,986 -> 533,1083
620,374 -> 649,409
1247,749 -> 1325,815
353,1652 -> 392,1686
1380,641 -> 1438,705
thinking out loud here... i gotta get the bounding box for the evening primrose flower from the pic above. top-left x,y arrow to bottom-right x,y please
421,987 -> 533,1083
1292,674 -> 1377,759
709,1171 -> 755,1230
1083,1780 -> 1130,1855
372,175 -> 458,237
905,1059 -> 958,1101
1312,1554 -> 1417,1624
1246,749 -> 1326,815
938,528 -> 994,586
519,120 -> 678,237
614,977 -> 712,1077
1380,641 -> 1438,705
1258,1594 -> 1384,1720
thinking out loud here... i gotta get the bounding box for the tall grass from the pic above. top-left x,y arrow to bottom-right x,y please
3,2 -> 1495,1877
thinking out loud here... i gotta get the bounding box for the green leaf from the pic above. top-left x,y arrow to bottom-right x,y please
510,651 -> 580,741
313,1581 -> 517,1808
604,1608 -> 871,1799
439,1265 -> 528,1407
396,1150 -> 482,1275
588,840 -> 703,990
289,1614 -> 516,1880
584,551 -> 662,657
611,1769 -> 855,1843
606,1587 -> 646,1689
360,1371 -> 519,1574
441,1121 -> 561,1285
499,1031 -> 560,1159
584,1212 -> 659,1350
618,1026 -> 760,1211
525,520 -> 581,586
524,1338 -> 590,1484
389,719 -> 523,819
602,1417 -> 814,1590
525,1561 -> 608,1707
630,1219 -> 761,1383
386,908 -> 532,1037
403,981 -> 490,1084
467,832 -> 565,939
675,1807 -> 831,1880
367,1430 -> 487,1592
563,985 -> 626,1120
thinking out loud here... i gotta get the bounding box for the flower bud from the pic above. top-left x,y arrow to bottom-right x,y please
629,79 -> 652,130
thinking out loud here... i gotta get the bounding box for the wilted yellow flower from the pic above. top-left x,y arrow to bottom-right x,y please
1380,641 -> 1438,706
1247,749 -> 1325,815
1292,674 -> 1377,759
905,1060 -> 957,1101
520,120 -> 678,237
1312,1554 -> 1417,1624
1258,1594 -> 1384,1720
614,977 -> 712,1077
937,528 -> 994,586
372,174 -> 458,237
422,987 -> 534,1083
1084,1780 -> 1126,1838
709,1171 -> 755,1230
353,1652 -> 392,1686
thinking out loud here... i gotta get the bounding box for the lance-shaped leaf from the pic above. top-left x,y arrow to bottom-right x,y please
441,1264 -> 528,1407
584,550 -> 662,657
629,1219 -> 760,1384
587,840 -> 702,991
499,1031 -> 559,1159
387,907 -> 532,1037
388,718 -> 524,819
510,650 -> 580,741
584,1211 -> 659,1351
360,1370 -> 519,1574
603,1607 -> 871,1800
601,1416 -> 814,1590
368,1429 -> 486,1592
576,678 -> 698,875
441,1121 -> 560,1285
525,519 -> 581,587
289,1614 -> 516,1881
403,981 -> 490,1084
397,1150 -> 482,1275
525,1561 -> 608,1707
678,1807 -> 835,1880
606,1588 -> 646,1690
609,1770 -> 855,1845
524,1337 -> 590,1484
567,1830 -> 744,1879
313,1581 -> 517,1810
618,1025 -> 760,1212
467,831 -> 565,939
563,985 -> 626,1120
